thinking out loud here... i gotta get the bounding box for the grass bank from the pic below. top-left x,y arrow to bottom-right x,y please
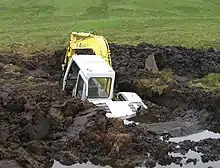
1,0 -> 220,52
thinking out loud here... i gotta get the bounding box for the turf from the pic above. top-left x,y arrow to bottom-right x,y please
1,0 -> 220,52
190,73 -> 220,91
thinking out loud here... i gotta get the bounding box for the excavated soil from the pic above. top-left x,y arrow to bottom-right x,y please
110,43 -> 220,132
1,43 -> 220,168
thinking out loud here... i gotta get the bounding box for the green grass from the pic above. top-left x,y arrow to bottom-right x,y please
135,69 -> 176,95
190,73 -> 220,91
1,0 -> 220,52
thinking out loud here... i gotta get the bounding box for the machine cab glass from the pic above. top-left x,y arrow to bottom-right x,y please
87,77 -> 112,99
75,74 -> 87,100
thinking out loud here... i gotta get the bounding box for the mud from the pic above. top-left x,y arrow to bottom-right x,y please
110,43 -> 220,131
110,43 -> 220,78
172,138 -> 220,163
1,42 -> 220,168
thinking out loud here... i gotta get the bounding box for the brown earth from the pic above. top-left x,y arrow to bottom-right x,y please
110,43 -> 220,132
1,43 -> 220,168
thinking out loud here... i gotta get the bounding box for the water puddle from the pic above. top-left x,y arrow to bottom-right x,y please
159,130 -> 220,168
169,130 -> 220,143
136,130 -> 220,167
123,119 -> 139,125
154,150 -> 220,168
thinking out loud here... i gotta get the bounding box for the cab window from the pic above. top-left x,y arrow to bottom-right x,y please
88,77 -> 112,98
67,62 -> 80,86
76,75 -> 85,99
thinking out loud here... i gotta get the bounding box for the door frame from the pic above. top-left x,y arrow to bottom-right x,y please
73,71 -> 88,100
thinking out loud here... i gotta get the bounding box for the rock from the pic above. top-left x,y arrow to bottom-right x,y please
25,140 -> 46,155
57,151 -> 79,166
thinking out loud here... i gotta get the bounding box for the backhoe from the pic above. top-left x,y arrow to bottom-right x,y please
61,32 -> 148,119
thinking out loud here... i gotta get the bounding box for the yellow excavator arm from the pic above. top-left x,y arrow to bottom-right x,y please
61,32 -> 113,96
62,32 -> 112,72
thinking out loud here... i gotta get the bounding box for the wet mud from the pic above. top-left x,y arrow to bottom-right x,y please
110,43 -> 220,132
1,43 -> 220,168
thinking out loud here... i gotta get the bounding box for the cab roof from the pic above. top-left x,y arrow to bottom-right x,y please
72,54 -> 115,77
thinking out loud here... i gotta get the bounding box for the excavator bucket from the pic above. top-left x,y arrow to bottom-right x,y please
144,53 -> 166,72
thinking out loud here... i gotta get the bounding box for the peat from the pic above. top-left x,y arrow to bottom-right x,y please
1,42 -> 220,168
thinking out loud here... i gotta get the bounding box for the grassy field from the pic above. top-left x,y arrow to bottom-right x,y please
1,0 -> 220,52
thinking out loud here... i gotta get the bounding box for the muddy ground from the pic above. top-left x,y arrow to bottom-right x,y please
110,43 -> 220,133
1,43 -> 220,168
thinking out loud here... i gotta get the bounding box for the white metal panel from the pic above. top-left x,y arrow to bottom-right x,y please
72,54 -> 114,77
89,99 -> 137,119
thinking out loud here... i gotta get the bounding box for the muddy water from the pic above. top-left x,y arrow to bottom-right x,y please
161,130 -> 220,168
155,150 -> 220,168
53,159 -> 220,168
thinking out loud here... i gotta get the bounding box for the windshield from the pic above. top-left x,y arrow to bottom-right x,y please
88,77 -> 112,98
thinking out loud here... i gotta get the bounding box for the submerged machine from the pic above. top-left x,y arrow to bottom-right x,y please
61,32 -> 147,119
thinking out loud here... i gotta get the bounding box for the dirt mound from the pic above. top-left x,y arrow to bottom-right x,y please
0,53 -> 101,167
1,42 -> 220,168
28,49 -> 65,79
0,70 -> 180,168
109,43 -> 220,131
110,43 -> 220,78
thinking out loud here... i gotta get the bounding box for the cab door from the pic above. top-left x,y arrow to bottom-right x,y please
73,72 -> 88,100
63,59 -> 80,93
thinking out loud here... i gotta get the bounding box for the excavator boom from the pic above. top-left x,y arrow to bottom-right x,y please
62,32 -> 112,72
